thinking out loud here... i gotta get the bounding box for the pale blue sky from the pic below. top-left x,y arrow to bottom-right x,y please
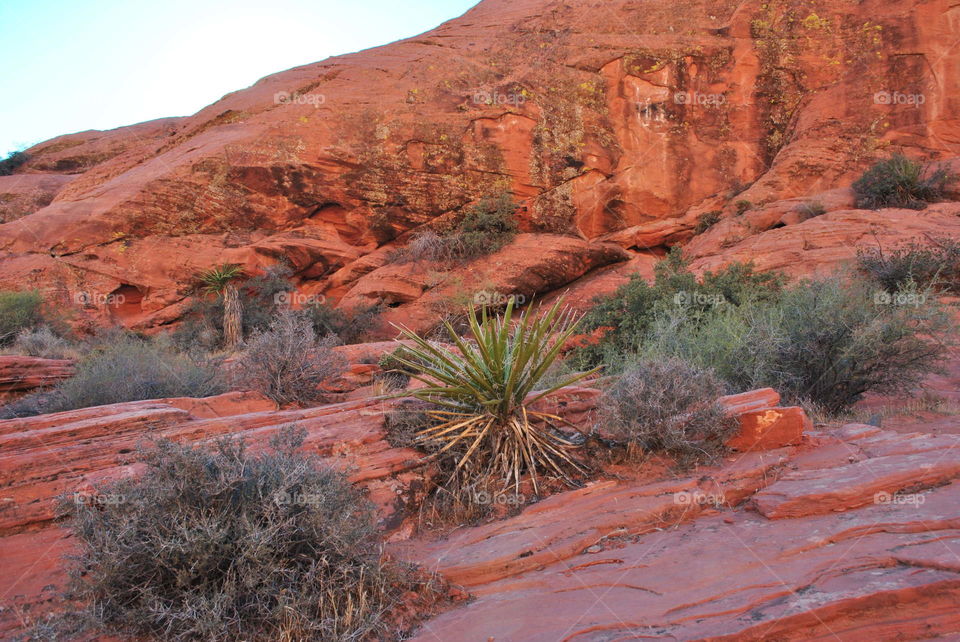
0,0 -> 478,156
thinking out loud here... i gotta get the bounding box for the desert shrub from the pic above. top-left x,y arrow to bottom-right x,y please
170,297 -> 222,352
376,348 -> 418,390
852,154 -> 953,210
644,275 -> 950,413
383,401 -> 434,448
240,264 -> 296,332
0,150 -> 29,176
172,265 -> 296,351
795,200 -> 826,219
393,229 -> 462,264
0,290 -> 43,344
233,310 -> 346,406
11,326 -> 72,359
573,250 -> 785,368
457,192 -> 518,257
393,298 -> 597,496
598,358 -> 737,466
857,237 -> 960,293
734,199 -> 752,215
694,210 -> 721,234
0,335 -> 225,418
391,193 -> 518,264
303,300 -> 383,345
61,428 -> 422,641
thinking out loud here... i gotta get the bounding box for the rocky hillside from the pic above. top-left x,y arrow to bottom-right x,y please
0,0 -> 957,332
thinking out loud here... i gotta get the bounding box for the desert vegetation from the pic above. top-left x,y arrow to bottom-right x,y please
857,235 -> 960,293
232,310 -> 346,406
573,250 -> 951,414
175,264 -> 382,350
389,298 -> 597,498
598,358 -> 738,466
0,150 -> 29,175
390,193 -> 518,264
196,264 -> 245,350
693,210 -> 721,234
794,200 -> 826,219
853,154 -> 954,210
58,427 -> 429,641
1,333 -> 225,418
0,289 -> 44,344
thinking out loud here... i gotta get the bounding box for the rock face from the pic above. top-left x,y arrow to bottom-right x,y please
398,423 -> 960,641
0,356 -> 74,400
0,0 -> 957,331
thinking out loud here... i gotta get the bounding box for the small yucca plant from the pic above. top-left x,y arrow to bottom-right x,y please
197,264 -> 245,350
392,298 -> 599,494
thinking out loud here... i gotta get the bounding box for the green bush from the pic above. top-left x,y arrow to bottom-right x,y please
857,237 -> 960,293
376,348 -> 418,390
457,192 -> 518,256
573,250 -> 785,368
694,210 -> 722,234
0,335 -> 225,418
643,275 -> 950,413
0,290 -> 43,344
391,193 -> 518,264
598,358 -> 737,466
0,150 -> 29,176
303,300 -> 383,345
852,154 -> 953,210
60,428 -> 423,641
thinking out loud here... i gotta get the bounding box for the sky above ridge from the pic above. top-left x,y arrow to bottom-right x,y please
0,0 -> 478,156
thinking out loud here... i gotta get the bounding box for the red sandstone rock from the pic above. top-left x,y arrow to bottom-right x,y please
0,0 -> 956,329
0,356 -> 74,398
727,406 -> 811,452
398,422 -> 960,641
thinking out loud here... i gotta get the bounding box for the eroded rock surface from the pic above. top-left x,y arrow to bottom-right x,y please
401,424 -> 960,641
0,0 -> 957,331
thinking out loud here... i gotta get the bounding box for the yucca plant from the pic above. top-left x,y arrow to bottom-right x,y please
198,264 -> 245,350
391,298 -> 599,494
